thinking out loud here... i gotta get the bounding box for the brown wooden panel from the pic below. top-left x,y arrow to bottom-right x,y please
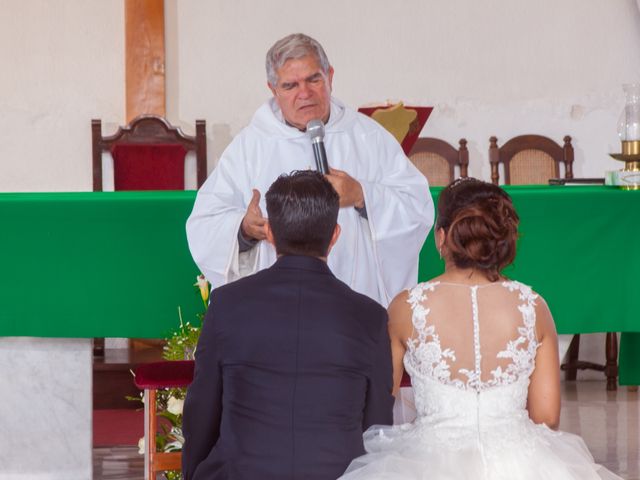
125,0 -> 166,122
152,452 -> 182,471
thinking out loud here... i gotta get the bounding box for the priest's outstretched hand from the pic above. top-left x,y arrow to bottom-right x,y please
241,189 -> 267,241
326,168 -> 365,209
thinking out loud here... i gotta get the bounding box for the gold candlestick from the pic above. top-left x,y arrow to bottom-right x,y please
609,141 -> 640,189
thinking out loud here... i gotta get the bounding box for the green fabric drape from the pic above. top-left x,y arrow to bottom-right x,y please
0,191 -> 201,339
0,186 -> 637,383
420,186 -> 639,385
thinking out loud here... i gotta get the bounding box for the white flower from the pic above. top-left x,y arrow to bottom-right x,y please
137,437 -> 145,455
167,396 -> 184,416
194,274 -> 210,304
170,426 -> 184,444
164,440 -> 183,452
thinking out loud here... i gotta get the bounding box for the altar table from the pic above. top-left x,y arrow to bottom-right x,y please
0,185 -> 637,478
0,186 -> 637,383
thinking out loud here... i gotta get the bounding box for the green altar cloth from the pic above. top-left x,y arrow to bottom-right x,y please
0,186 -> 637,384
0,191 -> 201,339
419,186 -> 639,385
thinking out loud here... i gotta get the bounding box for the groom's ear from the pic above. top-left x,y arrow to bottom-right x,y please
326,223 -> 341,256
265,221 -> 275,246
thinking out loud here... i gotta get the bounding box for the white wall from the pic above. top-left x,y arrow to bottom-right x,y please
0,0 -> 124,192
1,1 -> 639,186
0,1 -> 625,374
170,0 -> 640,179
165,1 -> 638,371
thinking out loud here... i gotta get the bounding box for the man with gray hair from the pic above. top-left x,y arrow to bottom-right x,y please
187,33 -> 433,306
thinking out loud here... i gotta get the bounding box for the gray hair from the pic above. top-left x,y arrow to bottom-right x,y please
265,33 -> 331,86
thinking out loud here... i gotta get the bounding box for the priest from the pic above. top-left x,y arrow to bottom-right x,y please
186,33 -> 433,306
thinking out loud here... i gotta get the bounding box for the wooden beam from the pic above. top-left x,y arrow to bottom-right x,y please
125,0 -> 165,122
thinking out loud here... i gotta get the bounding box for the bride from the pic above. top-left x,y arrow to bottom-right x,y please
340,178 -> 621,480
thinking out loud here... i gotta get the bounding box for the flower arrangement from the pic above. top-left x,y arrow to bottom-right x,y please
132,274 -> 210,480
163,274 -> 209,361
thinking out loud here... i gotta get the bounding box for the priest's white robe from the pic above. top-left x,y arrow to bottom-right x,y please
186,97 -> 434,307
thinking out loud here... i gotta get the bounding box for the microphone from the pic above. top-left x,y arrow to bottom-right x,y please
306,119 -> 330,174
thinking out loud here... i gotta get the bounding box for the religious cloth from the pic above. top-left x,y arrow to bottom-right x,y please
186,97 -> 434,306
357,103 -> 432,155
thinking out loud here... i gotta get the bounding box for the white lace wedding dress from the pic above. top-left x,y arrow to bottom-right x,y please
340,280 -> 622,480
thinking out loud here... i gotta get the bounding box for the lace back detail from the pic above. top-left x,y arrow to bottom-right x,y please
405,280 -> 540,392
470,286 -> 482,389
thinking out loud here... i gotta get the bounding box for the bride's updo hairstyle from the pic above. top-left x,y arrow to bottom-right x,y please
436,178 -> 519,281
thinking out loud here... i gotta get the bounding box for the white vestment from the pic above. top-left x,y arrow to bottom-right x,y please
186,97 -> 434,306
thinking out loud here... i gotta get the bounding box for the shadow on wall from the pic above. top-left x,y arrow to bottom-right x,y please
210,123 -> 233,173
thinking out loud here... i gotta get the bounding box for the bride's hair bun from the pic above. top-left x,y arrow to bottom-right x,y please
436,178 -> 519,280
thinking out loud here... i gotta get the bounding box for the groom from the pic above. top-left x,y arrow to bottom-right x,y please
182,170 -> 394,480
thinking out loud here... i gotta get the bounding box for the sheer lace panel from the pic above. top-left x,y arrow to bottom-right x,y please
405,280 -> 539,391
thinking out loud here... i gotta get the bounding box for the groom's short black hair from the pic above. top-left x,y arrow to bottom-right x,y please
265,170 -> 339,257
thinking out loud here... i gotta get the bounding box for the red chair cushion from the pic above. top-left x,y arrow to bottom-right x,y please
112,144 -> 187,190
134,360 -> 194,389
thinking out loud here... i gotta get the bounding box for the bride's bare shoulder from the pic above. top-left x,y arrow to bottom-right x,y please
387,289 -> 414,337
532,292 -> 556,340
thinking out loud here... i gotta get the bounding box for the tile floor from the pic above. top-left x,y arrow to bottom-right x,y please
559,382 -> 639,480
93,380 -> 639,479
93,446 -> 144,480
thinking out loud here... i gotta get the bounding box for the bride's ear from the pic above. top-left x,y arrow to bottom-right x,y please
435,228 -> 446,252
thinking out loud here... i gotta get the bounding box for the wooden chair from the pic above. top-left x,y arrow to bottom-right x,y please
92,114 -> 207,192
489,134 -> 617,390
488,134 -> 573,185
562,333 -> 618,391
408,137 -> 469,186
134,360 -> 195,480
91,115 -> 207,358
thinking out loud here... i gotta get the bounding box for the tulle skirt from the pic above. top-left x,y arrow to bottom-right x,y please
339,418 -> 622,480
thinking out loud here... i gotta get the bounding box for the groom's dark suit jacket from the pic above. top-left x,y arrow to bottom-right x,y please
182,255 -> 394,480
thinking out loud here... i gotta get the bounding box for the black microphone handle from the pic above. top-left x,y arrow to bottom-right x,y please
312,141 -> 330,174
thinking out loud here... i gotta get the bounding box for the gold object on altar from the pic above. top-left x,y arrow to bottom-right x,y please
371,102 -> 418,145
609,84 -> 640,189
609,141 -> 640,190
622,140 -> 640,156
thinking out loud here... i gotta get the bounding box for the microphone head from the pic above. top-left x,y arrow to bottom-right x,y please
306,119 -> 325,142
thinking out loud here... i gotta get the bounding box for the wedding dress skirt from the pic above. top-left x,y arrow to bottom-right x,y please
342,382 -> 620,480
340,281 -> 622,480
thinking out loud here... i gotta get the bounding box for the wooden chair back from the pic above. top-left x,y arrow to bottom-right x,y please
408,137 -> 469,186
489,134 -> 573,185
92,115 -> 207,191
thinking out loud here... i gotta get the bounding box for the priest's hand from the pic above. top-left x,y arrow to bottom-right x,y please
326,168 -> 365,209
241,189 -> 267,241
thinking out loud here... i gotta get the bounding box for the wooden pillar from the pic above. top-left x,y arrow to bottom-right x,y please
125,0 -> 166,122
